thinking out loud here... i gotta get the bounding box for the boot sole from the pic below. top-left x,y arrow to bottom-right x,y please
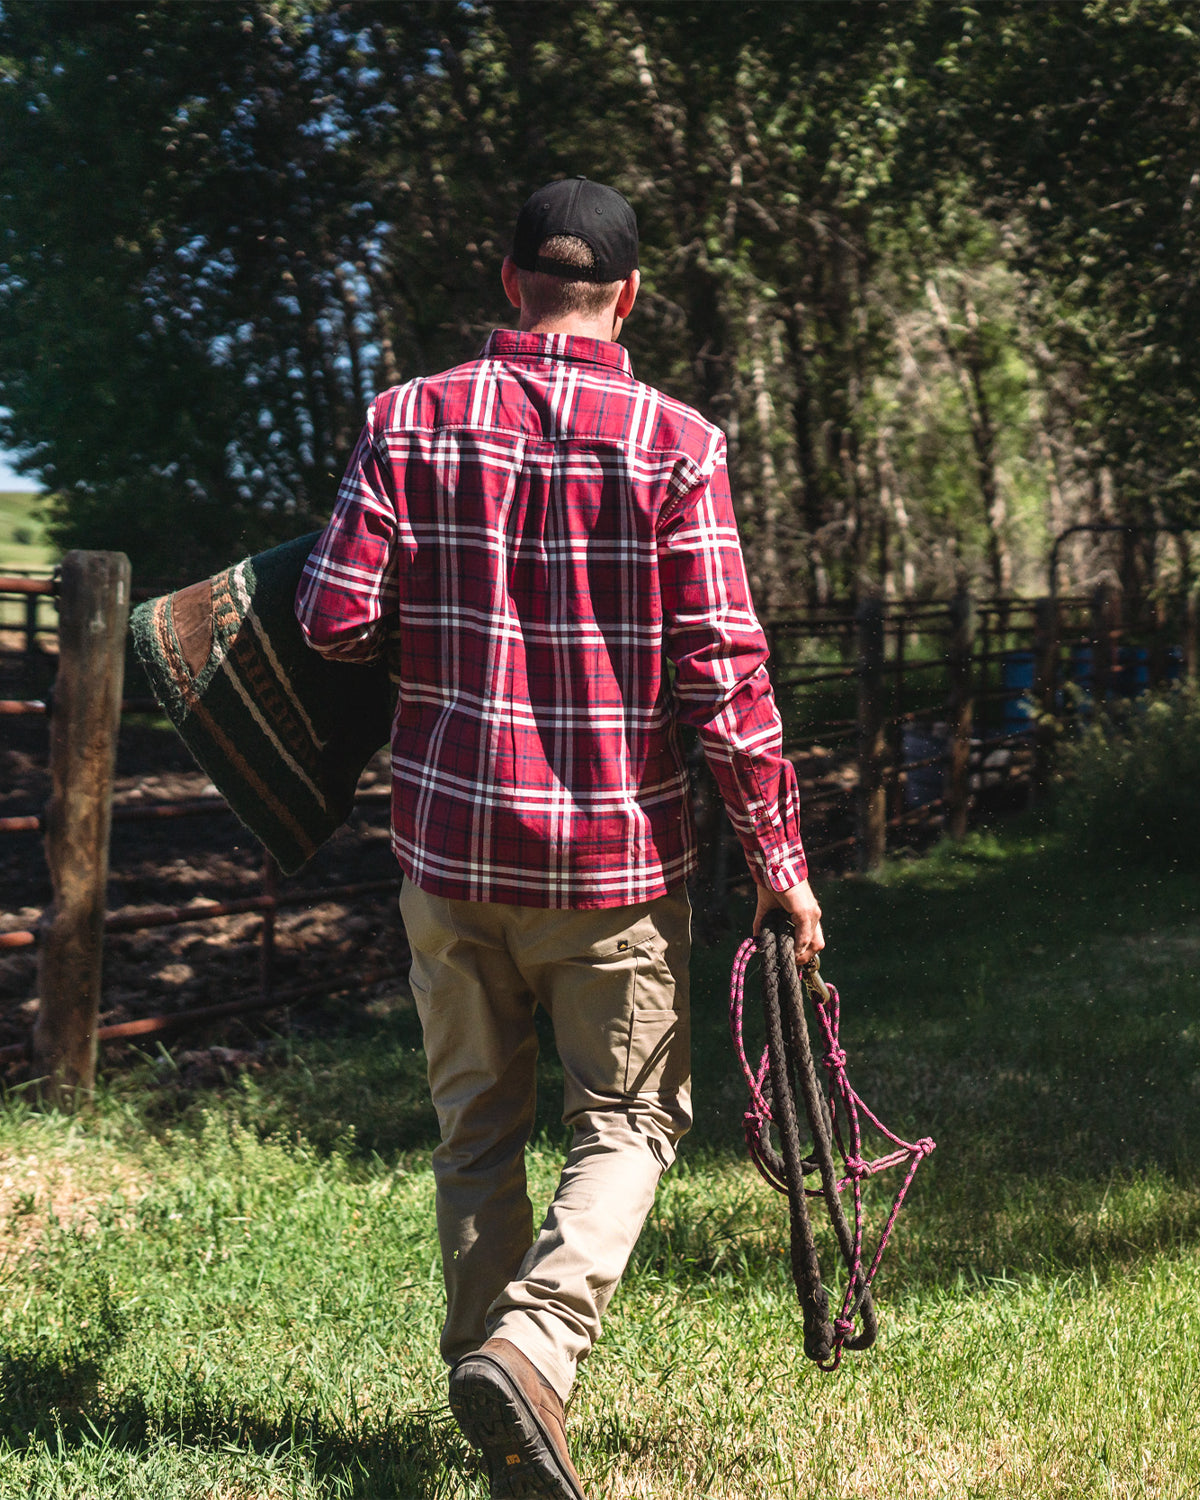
448,1353 -> 587,1500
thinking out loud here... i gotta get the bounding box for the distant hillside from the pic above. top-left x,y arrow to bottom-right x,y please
0,490 -> 54,573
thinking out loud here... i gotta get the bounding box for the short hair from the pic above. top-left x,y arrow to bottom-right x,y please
515,235 -> 624,321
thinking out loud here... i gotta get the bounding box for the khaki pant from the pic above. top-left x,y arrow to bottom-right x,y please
400,878 -> 692,1401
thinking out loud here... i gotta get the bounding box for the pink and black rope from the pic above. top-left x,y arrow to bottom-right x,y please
730,918 -> 935,1370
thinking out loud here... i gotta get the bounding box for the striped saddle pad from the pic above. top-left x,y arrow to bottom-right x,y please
130,532 -> 393,874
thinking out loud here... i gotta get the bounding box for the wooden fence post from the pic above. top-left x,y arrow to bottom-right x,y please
33,551 -> 130,1109
856,593 -> 887,871
1091,580 -> 1122,707
1148,592 -> 1169,689
1032,595 -> 1059,802
946,590 -> 975,839
888,610 -> 907,825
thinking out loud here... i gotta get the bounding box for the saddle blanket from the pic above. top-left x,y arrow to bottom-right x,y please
130,532 -> 393,874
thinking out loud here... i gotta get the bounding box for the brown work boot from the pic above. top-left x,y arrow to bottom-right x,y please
448,1337 -> 589,1500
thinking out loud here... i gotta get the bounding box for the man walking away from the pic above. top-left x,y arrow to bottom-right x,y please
296,176 -> 822,1500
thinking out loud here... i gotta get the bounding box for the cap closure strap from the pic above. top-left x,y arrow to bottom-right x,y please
533,254 -> 611,283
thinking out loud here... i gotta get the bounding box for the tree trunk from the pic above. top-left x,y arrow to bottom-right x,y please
746,301 -> 785,613
926,277 -> 1012,595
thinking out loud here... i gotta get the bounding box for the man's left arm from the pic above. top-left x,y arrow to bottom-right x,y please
658,434 -> 823,958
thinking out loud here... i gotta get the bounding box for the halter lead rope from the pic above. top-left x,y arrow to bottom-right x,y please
729,913 -> 935,1370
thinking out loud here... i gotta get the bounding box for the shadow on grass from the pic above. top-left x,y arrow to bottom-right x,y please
0,1349 -> 474,1498
122,828 -> 1200,1303
647,831 -> 1200,1291
689,833 -> 1200,1171
626,1156 -> 1200,1296
131,991 -> 573,1167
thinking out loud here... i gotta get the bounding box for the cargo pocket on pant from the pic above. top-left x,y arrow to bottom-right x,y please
622,932 -> 690,1100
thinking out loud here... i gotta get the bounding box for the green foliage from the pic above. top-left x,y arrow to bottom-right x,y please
2,1 -> 1199,596
1056,686 -> 1200,870
917,0 -> 1200,525
0,489 -> 54,571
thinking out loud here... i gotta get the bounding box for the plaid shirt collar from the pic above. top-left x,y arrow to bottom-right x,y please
480,327 -> 634,378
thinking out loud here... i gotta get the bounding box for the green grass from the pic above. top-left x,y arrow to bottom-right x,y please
0,489 -> 54,573
3,826 -> 1200,1497
0,489 -> 55,643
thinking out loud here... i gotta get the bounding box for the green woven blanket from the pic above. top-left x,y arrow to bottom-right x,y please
130,532 -> 393,875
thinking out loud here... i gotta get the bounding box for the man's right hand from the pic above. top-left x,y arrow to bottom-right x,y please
752,877 -> 825,967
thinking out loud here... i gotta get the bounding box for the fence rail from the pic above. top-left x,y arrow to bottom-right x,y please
3,556 -> 1197,1104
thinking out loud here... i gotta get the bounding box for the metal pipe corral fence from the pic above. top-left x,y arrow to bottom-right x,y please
3,563 -> 1197,1090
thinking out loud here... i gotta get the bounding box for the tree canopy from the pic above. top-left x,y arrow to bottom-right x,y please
2,0 -> 1198,597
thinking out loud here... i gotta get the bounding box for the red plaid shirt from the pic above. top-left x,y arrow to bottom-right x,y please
296,329 -> 806,908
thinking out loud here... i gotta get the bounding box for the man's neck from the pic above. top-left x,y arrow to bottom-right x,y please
516,313 -> 620,342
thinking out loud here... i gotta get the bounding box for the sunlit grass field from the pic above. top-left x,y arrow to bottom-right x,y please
0,490 -> 54,648
0,489 -> 53,574
2,827 -> 1198,1497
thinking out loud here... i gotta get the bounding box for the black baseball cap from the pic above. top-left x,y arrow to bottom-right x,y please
511,176 -> 639,283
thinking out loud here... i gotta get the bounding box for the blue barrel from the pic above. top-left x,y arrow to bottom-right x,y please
1001,650 -> 1036,737
901,725 -> 946,809
1118,644 -> 1149,696
1068,643 -> 1093,689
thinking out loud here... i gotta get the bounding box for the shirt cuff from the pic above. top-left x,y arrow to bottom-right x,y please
752,845 -> 808,893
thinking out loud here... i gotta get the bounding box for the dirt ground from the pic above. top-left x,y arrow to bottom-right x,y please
1,708 -> 412,1081
0,1139 -> 145,1261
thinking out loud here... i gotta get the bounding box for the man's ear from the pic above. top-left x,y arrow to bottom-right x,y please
615,268 -> 640,321
501,256 -> 523,311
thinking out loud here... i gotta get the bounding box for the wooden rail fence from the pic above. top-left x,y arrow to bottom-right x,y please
3,553 -> 1197,1106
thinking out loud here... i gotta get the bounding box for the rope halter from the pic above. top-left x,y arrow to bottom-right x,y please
729,914 -> 935,1370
